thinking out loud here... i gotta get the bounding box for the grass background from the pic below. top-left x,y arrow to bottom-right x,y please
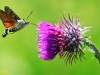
0,0 -> 100,75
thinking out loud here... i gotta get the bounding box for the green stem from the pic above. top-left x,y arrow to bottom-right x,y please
90,43 -> 100,63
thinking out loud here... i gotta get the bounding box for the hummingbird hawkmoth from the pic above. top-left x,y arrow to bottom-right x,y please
0,6 -> 34,38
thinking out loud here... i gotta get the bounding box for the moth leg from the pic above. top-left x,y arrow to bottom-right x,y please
9,32 -> 14,34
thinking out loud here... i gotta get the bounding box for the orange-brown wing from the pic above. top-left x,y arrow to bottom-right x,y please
5,6 -> 21,20
0,9 -> 16,28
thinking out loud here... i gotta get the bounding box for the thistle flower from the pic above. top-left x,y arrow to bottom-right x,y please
37,14 -> 100,64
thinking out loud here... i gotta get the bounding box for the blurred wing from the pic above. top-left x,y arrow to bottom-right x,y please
4,6 -> 21,20
0,9 -> 16,28
0,6 -> 21,28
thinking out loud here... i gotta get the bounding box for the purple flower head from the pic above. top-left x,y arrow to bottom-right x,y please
37,21 -> 65,60
37,14 -> 92,64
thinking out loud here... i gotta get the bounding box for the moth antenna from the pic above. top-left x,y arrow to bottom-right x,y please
26,11 -> 33,20
26,11 -> 37,26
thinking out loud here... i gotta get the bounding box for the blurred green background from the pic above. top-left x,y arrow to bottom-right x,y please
0,0 -> 100,75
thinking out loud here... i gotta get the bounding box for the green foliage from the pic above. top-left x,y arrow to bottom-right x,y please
0,0 -> 100,75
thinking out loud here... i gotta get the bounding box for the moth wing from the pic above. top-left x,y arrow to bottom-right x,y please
4,6 -> 21,20
0,9 -> 16,28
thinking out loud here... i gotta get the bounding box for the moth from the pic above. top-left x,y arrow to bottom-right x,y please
0,6 -> 34,38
